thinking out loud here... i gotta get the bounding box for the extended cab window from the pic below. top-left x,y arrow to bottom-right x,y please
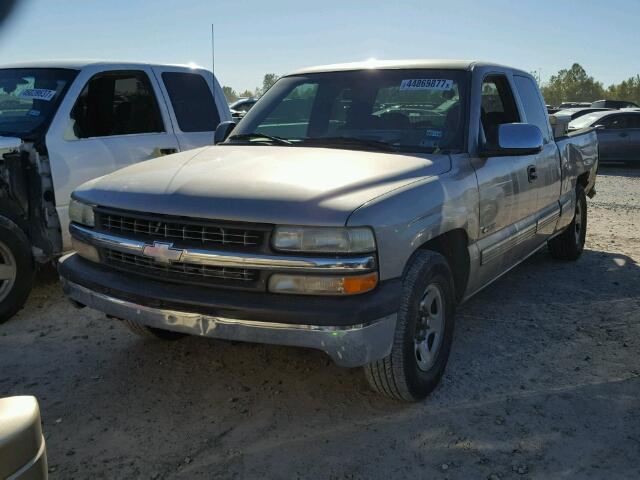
232,69 -> 469,153
68,71 -> 163,139
480,75 -> 519,146
162,72 -> 220,132
514,75 -> 551,142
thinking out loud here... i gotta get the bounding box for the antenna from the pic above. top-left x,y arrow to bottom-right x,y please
211,23 -> 215,85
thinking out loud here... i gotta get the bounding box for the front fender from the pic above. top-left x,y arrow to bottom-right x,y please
347,156 -> 479,281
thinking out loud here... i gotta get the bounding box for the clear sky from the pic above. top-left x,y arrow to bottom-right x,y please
1,0 -> 639,91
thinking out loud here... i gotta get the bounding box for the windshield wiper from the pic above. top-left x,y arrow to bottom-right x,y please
299,136 -> 397,152
227,132 -> 292,145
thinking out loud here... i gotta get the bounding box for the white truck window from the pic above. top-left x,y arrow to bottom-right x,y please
161,72 -> 220,132
68,71 -> 164,139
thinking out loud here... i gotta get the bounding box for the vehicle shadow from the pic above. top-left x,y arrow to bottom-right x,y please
598,164 -> 640,177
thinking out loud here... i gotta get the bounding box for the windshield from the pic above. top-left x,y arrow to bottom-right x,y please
0,68 -> 78,139
568,113 -> 607,130
228,69 -> 469,153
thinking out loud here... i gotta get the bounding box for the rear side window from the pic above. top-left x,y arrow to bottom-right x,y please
69,71 -> 163,139
514,75 -> 551,142
480,75 -> 520,146
600,115 -> 632,129
162,72 -> 220,132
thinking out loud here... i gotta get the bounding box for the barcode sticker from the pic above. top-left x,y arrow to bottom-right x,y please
400,79 -> 453,91
19,88 -> 57,101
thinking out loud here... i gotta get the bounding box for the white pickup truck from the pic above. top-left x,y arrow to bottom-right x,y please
0,61 -> 231,321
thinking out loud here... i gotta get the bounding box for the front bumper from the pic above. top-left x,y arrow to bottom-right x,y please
59,253 -> 400,367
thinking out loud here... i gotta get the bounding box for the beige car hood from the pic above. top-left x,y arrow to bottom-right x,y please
74,145 -> 450,225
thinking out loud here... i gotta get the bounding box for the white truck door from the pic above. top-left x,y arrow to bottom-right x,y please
151,66 -> 231,151
45,65 -> 180,250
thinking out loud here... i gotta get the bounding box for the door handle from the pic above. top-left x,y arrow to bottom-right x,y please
527,165 -> 537,183
619,132 -> 629,138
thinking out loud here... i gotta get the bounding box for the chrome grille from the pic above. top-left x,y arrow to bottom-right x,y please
103,249 -> 260,285
97,211 -> 265,249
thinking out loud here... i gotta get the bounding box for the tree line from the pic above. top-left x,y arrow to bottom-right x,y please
540,63 -> 640,107
223,73 -> 279,103
223,64 -> 640,107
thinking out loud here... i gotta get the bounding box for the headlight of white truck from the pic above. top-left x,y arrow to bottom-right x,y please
272,226 -> 376,253
68,198 -> 95,227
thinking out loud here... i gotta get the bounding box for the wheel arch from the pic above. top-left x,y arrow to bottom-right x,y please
406,228 -> 470,304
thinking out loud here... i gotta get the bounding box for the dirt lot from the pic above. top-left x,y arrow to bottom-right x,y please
1,167 -> 639,479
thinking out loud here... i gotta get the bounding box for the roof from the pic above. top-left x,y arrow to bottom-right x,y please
288,59 -> 515,75
569,109 -> 640,125
0,60 -> 207,71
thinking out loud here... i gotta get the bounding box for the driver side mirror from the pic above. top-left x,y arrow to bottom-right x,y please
214,121 -> 237,144
481,123 -> 543,157
593,124 -> 605,130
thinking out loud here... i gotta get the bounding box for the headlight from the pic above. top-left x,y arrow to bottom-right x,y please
272,226 -> 375,253
69,198 -> 95,227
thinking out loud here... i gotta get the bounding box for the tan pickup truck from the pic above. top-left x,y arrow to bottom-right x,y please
59,60 -> 598,401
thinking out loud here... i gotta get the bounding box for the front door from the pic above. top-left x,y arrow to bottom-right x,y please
471,74 -> 540,287
46,66 -> 180,250
596,113 -> 640,163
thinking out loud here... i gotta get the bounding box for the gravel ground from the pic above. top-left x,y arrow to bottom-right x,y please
1,167 -> 639,479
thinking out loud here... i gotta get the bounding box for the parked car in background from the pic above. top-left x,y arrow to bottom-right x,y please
0,61 -> 231,322
60,60 -> 597,401
0,396 -> 47,479
554,107 -> 612,121
558,101 -> 591,109
229,97 -> 257,120
569,110 -> 640,164
591,99 -> 639,109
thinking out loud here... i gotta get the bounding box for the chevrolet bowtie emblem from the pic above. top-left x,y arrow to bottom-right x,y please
142,241 -> 184,264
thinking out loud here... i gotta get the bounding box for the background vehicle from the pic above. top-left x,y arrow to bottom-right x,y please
591,99 -> 639,109
0,61 -> 231,322
59,60 -> 597,402
558,101 -> 591,109
0,396 -> 47,479
229,97 -> 257,120
569,110 -> 640,164
554,107 -> 612,120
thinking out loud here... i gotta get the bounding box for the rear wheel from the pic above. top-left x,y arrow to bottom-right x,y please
122,319 -> 186,340
548,186 -> 587,261
0,224 -> 34,323
364,251 -> 455,401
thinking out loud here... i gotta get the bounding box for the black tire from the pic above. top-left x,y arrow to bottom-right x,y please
0,221 -> 34,323
122,319 -> 186,341
548,186 -> 587,261
364,251 -> 456,401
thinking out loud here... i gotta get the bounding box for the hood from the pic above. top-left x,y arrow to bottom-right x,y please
74,145 -> 450,226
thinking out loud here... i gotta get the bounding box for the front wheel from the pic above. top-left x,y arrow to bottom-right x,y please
548,186 -> 587,261
364,251 -> 455,401
0,223 -> 34,323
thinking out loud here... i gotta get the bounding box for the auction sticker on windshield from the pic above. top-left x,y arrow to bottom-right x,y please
400,79 -> 453,91
19,89 -> 57,101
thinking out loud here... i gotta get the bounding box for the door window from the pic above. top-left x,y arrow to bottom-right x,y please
480,75 -> 520,146
600,115 -> 631,130
513,75 -> 551,142
255,83 -> 318,138
68,71 -> 163,139
161,72 -> 220,132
